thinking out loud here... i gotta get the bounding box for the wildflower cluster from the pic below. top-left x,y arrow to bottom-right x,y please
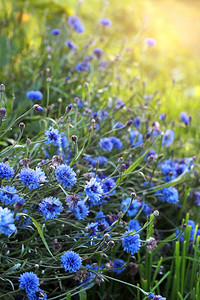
0,3 -> 199,300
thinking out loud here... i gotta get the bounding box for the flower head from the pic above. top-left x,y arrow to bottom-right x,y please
101,18 -> 112,26
100,138 -> 113,152
112,259 -> 126,274
75,61 -> 90,72
122,231 -> 141,255
0,206 -> 16,236
18,168 -> 40,190
68,200 -> 89,220
39,197 -> 63,220
145,37 -> 157,47
180,112 -> 190,125
61,250 -> 82,273
0,185 -> 23,205
85,177 -> 103,205
26,91 -> 43,101
51,29 -> 60,35
110,137 -> 123,150
45,126 -> 62,146
121,198 -> 140,217
156,187 -> 179,204
27,288 -> 47,300
55,164 -> 77,188
102,177 -> 116,196
0,162 -> 14,180
68,16 -> 84,33
128,220 -> 141,232
93,48 -> 103,58
162,129 -> 174,147
65,40 -> 77,50
19,272 -> 39,293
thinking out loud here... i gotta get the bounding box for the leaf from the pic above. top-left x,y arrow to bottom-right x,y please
79,290 -> 87,300
17,213 -> 56,260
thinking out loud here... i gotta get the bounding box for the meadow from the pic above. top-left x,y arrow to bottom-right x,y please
0,1 -> 199,299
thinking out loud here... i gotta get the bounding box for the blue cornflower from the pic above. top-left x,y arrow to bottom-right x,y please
121,198 -> 140,217
61,250 -> 82,273
93,48 -> 103,58
0,185 -> 22,205
112,259 -> 126,274
176,220 -> 196,242
110,137 -> 123,150
134,116 -> 140,128
85,155 -> 108,167
101,18 -> 112,26
68,16 -> 84,33
51,29 -> 60,35
85,177 -> 103,205
39,197 -> 63,220
19,272 -> 39,293
75,61 -> 90,72
102,177 -> 116,196
122,230 -> 141,255
0,162 -> 14,180
0,206 -> 16,236
86,222 -> 99,236
55,164 -> 77,188
148,294 -> 166,300
18,168 -> 40,190
128,220 -> 141,232
194,191 -> 200,206
162,129 -> 174,147
26,91 -> 43,101
143,203 -> 152,216
129,130 -> 143,147
159,159 -> 173,175
100,138 -> 113,152
68,201 -> 89,220
114,98 -> 125,110
27,288 -> 47,300
65,40 -> 77,50
180,112 -> 190,125
156,187 -> 179,204
159,113 -> 166,120
45,126 -> 62,146
144,37 -> 157,47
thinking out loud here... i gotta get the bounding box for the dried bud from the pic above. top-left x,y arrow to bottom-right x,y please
58,98 -> 62,103
83,173 -> 92,180
26,138 -> 31,145
3,156 -> 9,163
19,122 -> 25,130
118,157 -> 124,163
153,210 -> 159,217
0,84 -> 5,91
118,211 -> 123,218
74,97 -> 79,103
131,192 -> 136,198
108,241 -> 115,247
71,135 -> 78,143
119,164 -> 126,172
146,237 -> 157,253
19,158 -> 30,168
47,77 -> 52,82
104,233 -> 110,239
84,82 -> 89,87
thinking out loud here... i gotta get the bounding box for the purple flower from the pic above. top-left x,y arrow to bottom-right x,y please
0,162 -> 14,180
61,250 -> 82,273
68,16 -> 84,33
26,91 -> 43,101
0,206 -> 16,236
39,197 -> 63,220
180,112 -> 190,125
75,61 -> 90,72
100,138 -> 113,152
145,37 -> 157,47
55,165 -> 77,188
101,18 -> 112,26
65,40 -> 77,50
162,129 -> 174,147
51,29 -> 60,35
